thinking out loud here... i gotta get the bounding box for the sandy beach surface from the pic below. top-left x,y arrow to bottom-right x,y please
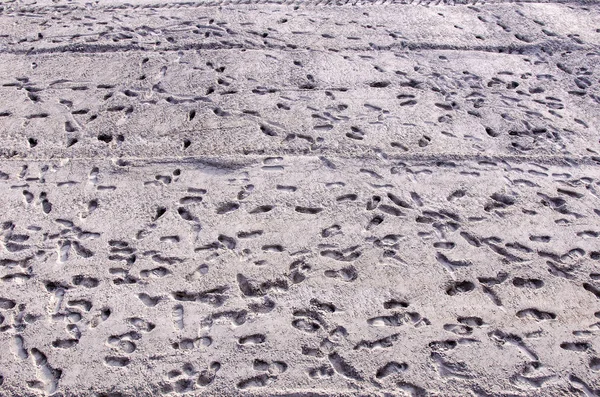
0,0 -> 599,395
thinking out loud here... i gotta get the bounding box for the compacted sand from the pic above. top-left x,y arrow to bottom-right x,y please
0,0 -> 599,396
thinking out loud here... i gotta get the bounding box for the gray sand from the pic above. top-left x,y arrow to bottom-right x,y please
0,0 -> 599,396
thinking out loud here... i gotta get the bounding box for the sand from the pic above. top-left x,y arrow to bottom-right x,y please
0,0 -> 599,396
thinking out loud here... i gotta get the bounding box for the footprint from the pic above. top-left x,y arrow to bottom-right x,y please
383,299 -> 409,310
367,312 -> 422,327
512,277 -> 544,289
237,274 -> 288,297
446,281 -> 475,296
237,374 -> 272,390
336,194 -> 358,202
252,359 -> 287,375
443,324 -> 473,336
197,362 -> 221,387
238,358 -> 287,389
0,297 -> 16,310
172,305 -> 184,330
57,240 -> 71,264
320,248 -> 361,262
291,318 -> 320,334
138,293 -> 161,307
397,382 -> 428,396
516,308 -> 556,321
237,230 -> 264,239
30,348 -> 62,394
583,283 -> 600,299
354,334 -> 400,351
366,215 -> 384,231
589,357 -> 600,371
379,205 -> 405,217
127,317 -> 155,332
51,338 -> 79,350
321,224 -> 341,238
276,185 -> 297,192
295,206 -> 323,214
308,364 -> 334,379
216,202 -> 239,214
172,336 -> 212,350
324,265 -> 358,282
560,342 -> 591,352
238,333 -> 266,345
107,332 -> 139,354
375,361 -> 408,379
72,275 -> 99,288
248,205 -> 274,214
328,352 -> 363,381
457,316 -> 484,327
12,335 -> 28,359
161,363 -> 200,394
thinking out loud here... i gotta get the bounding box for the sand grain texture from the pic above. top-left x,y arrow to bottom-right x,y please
0,0 -> 599,396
